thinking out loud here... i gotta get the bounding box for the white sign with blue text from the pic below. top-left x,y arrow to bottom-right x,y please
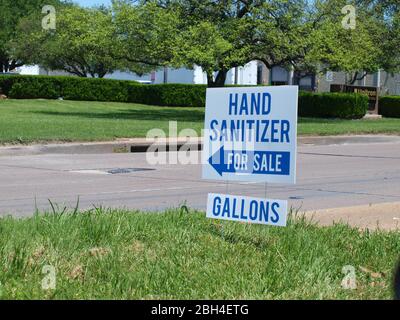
202,86 -> 298,184
207,193 -> 288,227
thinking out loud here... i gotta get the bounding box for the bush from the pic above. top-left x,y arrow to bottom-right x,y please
298,91 -> 368,119
0,75 -> 370,118
0,75 -> 24,95
0,75 -> 207,107
379,96 -> 400,118
8,78 -> 59,99
0,75 -> 139,102
61,77 -> 137,102
128,84 -> 207,107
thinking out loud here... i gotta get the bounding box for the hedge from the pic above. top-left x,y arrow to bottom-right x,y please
379,96 -> 400,118
0,75 -> 140,102
0,75 -> 208,107
128,84 -> 206,107
298,91 -> 368,119
0,75 -> 369,118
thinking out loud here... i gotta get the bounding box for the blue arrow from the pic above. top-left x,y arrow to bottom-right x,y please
208,147 -> 290,176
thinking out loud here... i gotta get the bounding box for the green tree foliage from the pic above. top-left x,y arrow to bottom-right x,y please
166,0 -> 399,87
303,0 -> 388,84
150,0 -> 385,87
251,0 -> 315,70
113,1 -> 181,75
364,0 -> 400,74
0,0 -> 62,72
5,0 -> 400,86
13,5 -> 119,77
384,13 -> 400,73
168,0 -> 260,87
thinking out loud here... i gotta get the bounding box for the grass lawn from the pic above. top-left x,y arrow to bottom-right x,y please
0,208 -> 399,299
0,99 -> 400,144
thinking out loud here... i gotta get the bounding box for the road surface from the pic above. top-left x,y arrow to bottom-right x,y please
0,136 -> 400,217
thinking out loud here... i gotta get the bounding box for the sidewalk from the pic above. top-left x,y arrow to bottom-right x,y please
303,202 -> 400,231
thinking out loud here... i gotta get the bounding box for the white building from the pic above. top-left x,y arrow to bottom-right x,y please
17,61 -> 259,85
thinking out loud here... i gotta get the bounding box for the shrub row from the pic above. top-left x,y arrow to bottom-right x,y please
298,91 -> 368,119
129,84 -> 206,108
0,75 -> 369,118
379,96 -> 400,118
0,75 -> 207,107
0,75 -> 140,102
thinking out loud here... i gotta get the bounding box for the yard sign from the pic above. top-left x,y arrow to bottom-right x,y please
202,86 -> 298,185
203,86 -> 298,228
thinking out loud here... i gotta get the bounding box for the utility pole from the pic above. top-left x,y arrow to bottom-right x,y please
234,0 -> 240,86
163,67 -> 168,84
234,67 -> 239,85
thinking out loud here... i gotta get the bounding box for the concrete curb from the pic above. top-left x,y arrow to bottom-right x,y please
1,135 -> 400,156
0,138 -> 203,156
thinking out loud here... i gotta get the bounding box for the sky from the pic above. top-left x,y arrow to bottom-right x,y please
75,0 -> 112,7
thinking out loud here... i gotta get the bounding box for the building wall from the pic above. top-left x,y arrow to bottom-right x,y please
18,66 -> 71,77
194,61 -> 258,85
105,68 -> 196,84
254,63 -> 400,96
193,66 -> 208,84
380,71 -> 400,95
160,68 -> 195,84
257,62 -> 270,84
18,62 -> 258,86
18,65 -> 41,75
234,61 -> 258,85
105,70 -> 150,82
316,70 -> 400,95
271,66 -> 289,84
24,62 -> 400,94
317,71 -> 347,93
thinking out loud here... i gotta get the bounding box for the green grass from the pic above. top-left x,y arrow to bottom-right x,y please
298,117 -> 400,136
0,99 -> 400,144
0,208 -> 399,299
0,99 -> 204,144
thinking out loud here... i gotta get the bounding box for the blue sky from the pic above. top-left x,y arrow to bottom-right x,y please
75,0 -> 112,7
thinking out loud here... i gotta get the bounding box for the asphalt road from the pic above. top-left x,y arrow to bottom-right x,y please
1,136 -> 400,217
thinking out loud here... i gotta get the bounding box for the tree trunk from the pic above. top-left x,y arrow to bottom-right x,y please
348,71 -> 368,85
0,57 -> 23,73
207,69 -> 228,87
0,59 -> 10,73
214,69 -> 228,87
349,72 -> 359,85
206,72 -> 214,86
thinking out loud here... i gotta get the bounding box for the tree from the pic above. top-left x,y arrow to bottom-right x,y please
173,16 -> 253,87
159,0 -> 267,87
304,0 -> 388,85
362,0 -> 400,75
154,0 -> 329,87
0,0 -> 62,73
250,0 -> 317,72
383,12 -> 400,74
112,1 -> 181,76
13,5 -> 119,78
113,0 -> 399,87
